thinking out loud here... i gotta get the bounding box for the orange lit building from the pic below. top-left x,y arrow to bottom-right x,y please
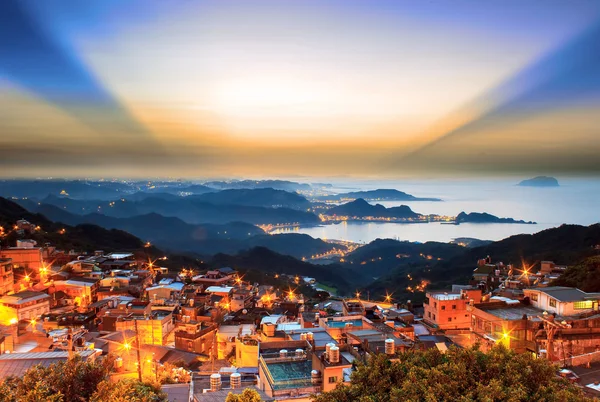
0,290 -> 50,324
423,288 -> 482,330
0,259 -> 14,296
0,245 -> 44,273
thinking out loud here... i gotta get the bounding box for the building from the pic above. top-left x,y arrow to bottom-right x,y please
113,310 -> 175,346
0,290 -> 51,323
174,321 -> 218,355
342,298 -> 365,316
230,288 -> 254,313
0,259 -> 14,296
0,245 -> 44,272
524,287 -> 600,316
319,316 -> 376,342
470,299 -> 539,354
257,340 -> 319,399
51,278 -> 100,308
146,280 -> 186,302
423,288 -> 482,330
193,270 -> 233,288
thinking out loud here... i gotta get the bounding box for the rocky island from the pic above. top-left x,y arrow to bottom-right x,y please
455,212 -> 536,224
518,176 -> 560,187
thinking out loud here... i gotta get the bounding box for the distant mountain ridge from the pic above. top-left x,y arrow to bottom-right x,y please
34,191 -> 319,225
20,202 -> 336,258
317,188 -> 441,202
325,198 -> 420,219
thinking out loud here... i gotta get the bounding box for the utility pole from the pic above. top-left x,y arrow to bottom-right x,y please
67,327 -> 74,360
134,320 -> 143,382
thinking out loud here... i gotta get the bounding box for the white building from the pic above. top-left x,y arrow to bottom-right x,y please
524,287 -> 600,316
0,290 -> 50,322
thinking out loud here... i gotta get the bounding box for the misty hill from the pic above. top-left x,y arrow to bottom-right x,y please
25,203 -> 334,258
209,247 -> 368,295
455,212 -> 536,224
0,197 -> 145,252
451,238 -> 493,248
518,176 -> 560,187
189,188 -> 310,210
140,183 -> 215,196
36,194 -> 319,225
0,179 -> 131,200
366,223 -> 600,302
204,180 -> 311,191
325,199 -> 420,219
552,256 -> 600,292
330,189 -> 441,202
343,238 -> 466,277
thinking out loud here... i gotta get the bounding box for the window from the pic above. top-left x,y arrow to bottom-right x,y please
433,314 -> 436,321
428,312 -> 431,318
549,299 -> 556,308
328,376 -> 338,384
441,305 -> 446,310
531,294 -> 538,302
574,301 -> 593,310
452,305 -> 457,310
434,302 -> 437,308
448,317 -> 452,322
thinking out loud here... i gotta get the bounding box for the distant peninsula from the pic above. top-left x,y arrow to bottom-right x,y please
455,212 -> 536,224
318,189 -> 441,202
324,198 -> 420,219
518,176 -> 559,187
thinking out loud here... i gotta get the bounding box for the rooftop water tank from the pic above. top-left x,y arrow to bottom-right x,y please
230,372 -> 241,389
385,338 -> 395,355
210,373 -> 221,392
329,346 -> 340,363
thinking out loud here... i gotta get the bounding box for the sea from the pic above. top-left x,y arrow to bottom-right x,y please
272,178 -> 600,244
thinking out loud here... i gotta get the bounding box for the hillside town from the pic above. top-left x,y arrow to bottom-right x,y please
0,217 -> 599,400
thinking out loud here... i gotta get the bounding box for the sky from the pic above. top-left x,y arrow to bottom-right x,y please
1,0 -> 599,178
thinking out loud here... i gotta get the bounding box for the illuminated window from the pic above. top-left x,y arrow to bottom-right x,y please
574,301 -> 593,310
328,376 -> 338,384
531,294 -> 538,302
549,299 -> 556,308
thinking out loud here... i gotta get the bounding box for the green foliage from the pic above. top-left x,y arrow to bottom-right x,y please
552,256 -> 600,291
225,388 -> 263,402
90,379 -> 166,402
0,356 -> 111,402
367,223 -> 600,301
0,357 -> 166,402
312,346 -> 591,402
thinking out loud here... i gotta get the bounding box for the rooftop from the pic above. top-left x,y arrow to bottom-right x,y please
0,351 -> 97,379
266,360 -> 313,390
0,290 -> 50,305
528,287 -> 599,302
428,292 -> 462,301
476,303 -> 562,321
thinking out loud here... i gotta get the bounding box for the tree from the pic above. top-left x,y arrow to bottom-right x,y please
91,379 -> 166,402
0,356 -> 166,402
0,356 -> 112,402
225,388 -> 263,402
312,345 -> 592,402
